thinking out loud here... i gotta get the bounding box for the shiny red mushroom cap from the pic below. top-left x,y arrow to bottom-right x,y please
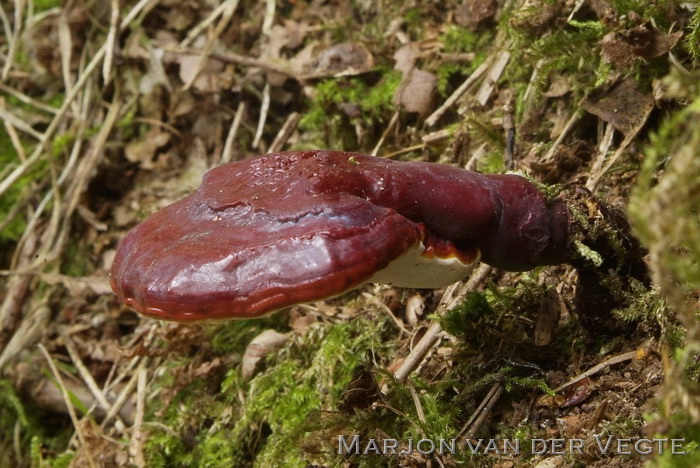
110,151 -> 569,322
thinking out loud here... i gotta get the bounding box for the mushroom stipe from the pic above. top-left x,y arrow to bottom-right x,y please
110,150 -> 572,322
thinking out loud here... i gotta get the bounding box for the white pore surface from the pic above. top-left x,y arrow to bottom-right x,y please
368,242 -> 479,289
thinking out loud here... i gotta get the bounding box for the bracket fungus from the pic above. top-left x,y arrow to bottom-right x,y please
111,150 -> 572,322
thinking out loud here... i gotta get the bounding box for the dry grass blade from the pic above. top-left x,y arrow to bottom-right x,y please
253,82 -> 271,150
221,100 -> 246,164
129,366 -> 148,468
0,106 -> 43,140
0,1 -> 22,80
393,264 -> 492,382
0,0 -> 156,199
475,50 -> 510,106
425,58 -> 490,126
60,329 -> 127,433
182,0 -> 240,91
0,82 -> 61,115
38,344 -> 98,468
269,111 -> 301,153
0,305 -> 49,371
553,350 -> 641,393
102,0 -> 120,83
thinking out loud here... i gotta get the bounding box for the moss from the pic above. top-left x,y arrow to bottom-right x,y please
145,315 -> 391,467
441,291 -> 494,338
60,240 -> 92,276
0,380 -> 78,468
504,376 -> 554,396
298,71 -> 400,151
435,26 -> 493,95
32,0 -> 61,12
687,6 -> 700,65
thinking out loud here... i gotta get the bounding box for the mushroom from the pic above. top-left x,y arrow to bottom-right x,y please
110,150 -> 570,322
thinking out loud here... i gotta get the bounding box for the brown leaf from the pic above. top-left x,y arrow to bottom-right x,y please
601,22 -> 682,68
241,329 -> 291,379
176,37 -> 225,92
393,43 -> 420,73
302,42 -> 374,79
560,376 -> 594,408
455,0 -> 497,30
404,293 -> 426,326
393,68 -> 437,117
581,79 -> 654,138
534,289 -> 561,346
124,127 -> 171,169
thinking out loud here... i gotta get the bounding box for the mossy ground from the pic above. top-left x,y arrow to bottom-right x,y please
0,1 -> 699,467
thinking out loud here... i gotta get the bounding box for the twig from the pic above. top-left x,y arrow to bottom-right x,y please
183,0 -> 239,91
130,366 -> 148,468
425,58 -> 490,126
371,110 -> 399,156
0,0 -> 21,80
221,101 -> 246,164
503,98 -> 515,170
521,58 -> 544,116
0,305 -> 50,371
102,0 -> 120,82
567,0 -> 587,22
393,264 -> 492,382
408,383 -> 426,424
541,108 -> 583,164
476,50 -> 510,106
0,227 -> 39,335
394,321 -> 444,383
269,111 -> 301,153
457,380 -> 504,442
262,0 -> 276,36
180,0 -> 239,48
362,291 -> 410,337
58,9 -> 78,116
586,131 -> 636,191
381,143 -> 425,160
0,107 -> 44,140
60,329 -> 127,433
101,358 -> 146,429
253,82 -> 271,150
553,350 -> 640,393
465,142 -> 488,171
172,47 -> 294,77
36,87 -> 122,268
585,122 -> 615,190
0,82 -> 61,115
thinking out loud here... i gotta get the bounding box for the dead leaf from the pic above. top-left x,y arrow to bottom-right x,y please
289,308 -> 318,336
393,68 -> 437,117
404,293 -> 425,326
581,79 -> 654,138
560,376 -> 594,408
124,127 -> 171,169
262,21 -> 310,85
601,22 -> 682,68
534,289 -> 561,346
302,42 -> 374,79
176,37 -> 224,92
242,329 -> 291,379
454,0 -> 497,31
393,43 -> 420,73
542,74 -> 570,98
